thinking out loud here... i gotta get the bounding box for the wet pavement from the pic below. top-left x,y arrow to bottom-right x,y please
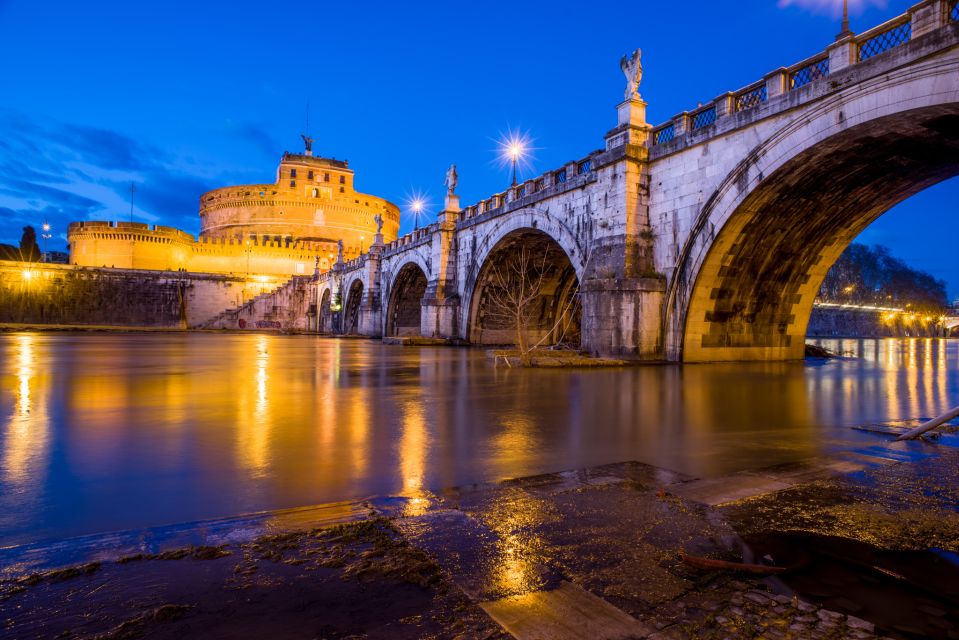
2,422 -> 958,639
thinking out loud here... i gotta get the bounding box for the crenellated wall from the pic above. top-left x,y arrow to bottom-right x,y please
68,220 -> 346,276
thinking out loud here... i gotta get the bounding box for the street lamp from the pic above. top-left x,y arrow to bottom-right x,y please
497,129 -> 533,188
245,240 -> 251,276
836,0 -> 852,40
41,221 -> 52,263
411,198 -> 424,230
508,141 -> 523,186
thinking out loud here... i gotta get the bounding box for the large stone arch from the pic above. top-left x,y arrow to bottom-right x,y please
386,261 -> 429,336
343,278 -> 364,335
466,227 -> 582,346
667,54 -> 959,362
460,209 -> 587,338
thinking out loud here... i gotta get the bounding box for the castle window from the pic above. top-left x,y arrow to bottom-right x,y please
339,175 -> 345,184
339,186 -> 344,193
324,173 -> 330,182
290,180 -> 296,187
307,170 -> 314,180
290,169 -> 297,178
312,188 -> 318,198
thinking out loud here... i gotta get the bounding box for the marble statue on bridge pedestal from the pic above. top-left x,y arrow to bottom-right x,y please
444,164 -> 458,195
443,164 -> 461,214
620,49 -> 642,100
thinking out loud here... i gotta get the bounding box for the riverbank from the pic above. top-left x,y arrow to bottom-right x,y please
4,430 -> 957,639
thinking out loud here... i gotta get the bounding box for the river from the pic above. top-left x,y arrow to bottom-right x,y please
0,333 -> 956,548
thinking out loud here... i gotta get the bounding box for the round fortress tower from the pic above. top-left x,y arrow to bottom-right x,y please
199,152 -> 400,251
69,146 -> 400,276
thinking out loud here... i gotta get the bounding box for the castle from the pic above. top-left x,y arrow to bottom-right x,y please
68,147 -> 400,276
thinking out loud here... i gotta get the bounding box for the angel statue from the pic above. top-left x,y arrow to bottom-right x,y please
444,163 -> 458,196
301,134 -> 314,154
620,49 -> 643,100
336,239 -> 344,261
373,213 -> 383,235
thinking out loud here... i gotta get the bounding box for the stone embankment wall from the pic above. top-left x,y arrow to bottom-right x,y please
201,276 -> 313,331
0,261 -> 284,328
807,307 -> 943,338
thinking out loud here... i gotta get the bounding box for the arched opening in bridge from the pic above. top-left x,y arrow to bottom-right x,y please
469,229 -> 581,347
344,280 -> 363,335
318,289 -> 332,333
676,106 -> 959,362
387,263 -> 428,337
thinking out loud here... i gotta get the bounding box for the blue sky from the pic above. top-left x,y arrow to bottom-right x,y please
0,0 -> 956,298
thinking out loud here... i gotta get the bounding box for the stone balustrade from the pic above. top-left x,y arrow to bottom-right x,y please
651,0 -> 957,151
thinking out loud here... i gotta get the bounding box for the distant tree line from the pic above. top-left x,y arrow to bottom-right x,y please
0,226 -> 42,262
818,243 -> 948,311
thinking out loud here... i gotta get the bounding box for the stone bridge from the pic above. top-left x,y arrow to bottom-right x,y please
313,0 -> 959,362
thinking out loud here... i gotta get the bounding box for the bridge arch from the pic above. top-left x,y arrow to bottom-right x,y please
318,286 -> 333,333
386,261 -> 428,336
461,209 -> 586,332
466,227 -> 582,346
343,278 -> 364,335
667,56 -> 959,362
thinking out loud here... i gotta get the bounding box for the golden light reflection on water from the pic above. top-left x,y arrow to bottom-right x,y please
397,393 -> 431,516
236,335 -> 272,478
481,489 -> 553,597
815,338 -> 956,421
3,335 -> 49,486
2,334 -> 957,547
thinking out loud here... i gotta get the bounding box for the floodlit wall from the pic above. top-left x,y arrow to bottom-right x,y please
0,261 -> 285,328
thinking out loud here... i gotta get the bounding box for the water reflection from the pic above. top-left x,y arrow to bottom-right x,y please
2,334 -> 49,487
0,334 -> 956,547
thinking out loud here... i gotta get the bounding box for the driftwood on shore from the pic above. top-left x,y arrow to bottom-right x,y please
679,551 -> 793,575
895,405 -> 959,441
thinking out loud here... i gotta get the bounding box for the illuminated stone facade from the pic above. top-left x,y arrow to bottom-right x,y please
69,152 -> 400,276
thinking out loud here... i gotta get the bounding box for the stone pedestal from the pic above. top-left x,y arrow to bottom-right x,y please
617,96 -> 647,127
828,35 -> 857,74
607,97 -> 651,150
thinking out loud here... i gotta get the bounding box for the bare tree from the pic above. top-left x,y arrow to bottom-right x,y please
482,244 -> 551,366
482,243 -> 585,366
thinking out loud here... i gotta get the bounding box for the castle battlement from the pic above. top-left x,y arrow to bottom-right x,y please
69,148 -> 392,277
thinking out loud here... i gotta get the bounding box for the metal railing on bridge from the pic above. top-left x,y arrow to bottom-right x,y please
651,0 -> 954,148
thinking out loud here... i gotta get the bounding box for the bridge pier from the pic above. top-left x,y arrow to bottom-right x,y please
419,198 -> 461,340
581,278 -> 665,359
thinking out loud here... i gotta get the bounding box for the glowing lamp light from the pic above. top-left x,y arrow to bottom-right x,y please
496,129 -> 535,186
42,223 -> 50,232
22,270 -> 33,281
404,192 -> 430,230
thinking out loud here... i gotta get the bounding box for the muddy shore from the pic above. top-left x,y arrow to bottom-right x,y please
2,438 -> 958,639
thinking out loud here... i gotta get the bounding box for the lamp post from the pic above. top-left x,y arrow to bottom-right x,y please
41,221 -> 52,263
836,0 -> 852,39
498,131 -> 531,188
411,198 -> 424,230
508,141 -> 523,186
245,240 -> 251,276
